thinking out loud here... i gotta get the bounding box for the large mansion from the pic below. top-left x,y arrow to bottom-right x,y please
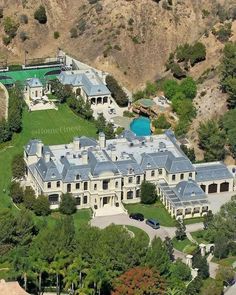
24,130 -> 235,219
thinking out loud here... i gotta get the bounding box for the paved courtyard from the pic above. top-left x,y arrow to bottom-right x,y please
207,191 -> 235,213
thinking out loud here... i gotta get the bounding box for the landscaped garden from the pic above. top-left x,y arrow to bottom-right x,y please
172,237 -> 197,254
0,104 -> 97,209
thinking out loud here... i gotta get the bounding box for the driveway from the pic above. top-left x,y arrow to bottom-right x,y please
207,191 -> 235,214
90,214 -> 203,242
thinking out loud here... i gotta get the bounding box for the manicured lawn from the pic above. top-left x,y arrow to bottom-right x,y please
126,225 -> 149,245
0,104 -> 97,209
191,230 -> 210,244
212,256 -> 236,268
184,217 -> 204,225
73,209 -> 92,230
172,237 -> 197,254
124,201 -> 176,227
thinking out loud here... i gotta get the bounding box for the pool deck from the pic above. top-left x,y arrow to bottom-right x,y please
113,116 -> 133,129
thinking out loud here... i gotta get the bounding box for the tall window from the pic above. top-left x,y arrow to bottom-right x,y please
180,173 -> 184,180
67,183 -> 71,193
47,182 -> 51,189
136,189 -> 140,198
115,181 -> 119,188
103,180 -> 109,190
83,195 -> 88,204
76,183 -> 80,190
128,177 -> 133,184
76,197 -> 81,205
151,170 -> 155,177
94,184 -> 97,190
56,181 -> 60,188
172,175 -> 176,181
127,191 -> 133,199
84,182 -> 88,190
136,176 -> 141,184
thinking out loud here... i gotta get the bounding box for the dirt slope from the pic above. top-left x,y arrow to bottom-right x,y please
0,0 -> 235,89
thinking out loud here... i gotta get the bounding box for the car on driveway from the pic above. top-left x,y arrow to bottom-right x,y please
146,218 -> 160,229
129,213 -> 144,221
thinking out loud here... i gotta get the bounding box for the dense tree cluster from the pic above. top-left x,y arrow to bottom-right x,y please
221,109 -> 236,157
0,201 -> 197,295
166,42 -> 206,78
152,114 -> 171,130
106,75 -> 129,107
198,120 -> 226,162
163,78 -> 197,136
212,22 -> 232,43
2,16 -> 18,44
11,153 -> 26,180
0,85 -> 23,144
140,181 -> 157,204
220,42 -> 236,108
67,96 -> 93,120
95,113 -> 115,139
59,193 -> 77,215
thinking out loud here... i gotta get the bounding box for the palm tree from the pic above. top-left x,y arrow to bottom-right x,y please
30,255 -> 48,295
63,255 -> 88,294
85,264 -> 108,295
12,247 -> 32,292
50,251 -> 70,295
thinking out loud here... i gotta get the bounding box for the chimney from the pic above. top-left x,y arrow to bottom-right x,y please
111,146 -> 117,161
99,132 -> 106,148
44,151 -> 50,163
73,137 -> 80,151
81,150 -> 88,165
36,140 -> 43,157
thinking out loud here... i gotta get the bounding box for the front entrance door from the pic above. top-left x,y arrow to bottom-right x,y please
103,197 -> 110,206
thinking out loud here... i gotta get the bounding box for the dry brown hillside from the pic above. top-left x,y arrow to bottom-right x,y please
0,0 -> 235,89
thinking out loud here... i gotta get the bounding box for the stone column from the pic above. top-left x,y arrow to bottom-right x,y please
186,255 -> 193,268
199,243 -> 206,256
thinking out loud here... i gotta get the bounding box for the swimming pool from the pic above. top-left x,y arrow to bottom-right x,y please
130,116 -> 151,136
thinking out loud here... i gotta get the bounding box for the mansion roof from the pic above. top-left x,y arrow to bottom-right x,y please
58,69 -> 111,97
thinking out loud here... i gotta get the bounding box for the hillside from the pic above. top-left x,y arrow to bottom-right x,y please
0,0 -> 235,89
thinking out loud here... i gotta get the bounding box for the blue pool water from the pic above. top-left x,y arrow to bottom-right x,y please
130,116 -> 151,136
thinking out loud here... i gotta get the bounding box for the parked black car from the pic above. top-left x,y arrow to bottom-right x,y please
145,218 -> 160,229
129,213 -> 144,221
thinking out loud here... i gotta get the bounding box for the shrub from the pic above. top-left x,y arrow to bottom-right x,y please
140,181 -> 157,204
152,114 -> 171,129
114,44 -> 121,51
3,17 -> 18,38
23,187 -> 36,210
179,77 -> 197,100
9,181 -> 24,204
19,31 -> 28,42
2,35 -> 11,46
106,75 -> 129,107
0,7 -> 3,19
54,31 -> 60,39
34,195 -> 50,216
34,5 -> 47,24
19,14 -> 28,24
213,23 -> 232,42
78,19 -> 86,34
59,193 -> 77,215
12,153 -> 25,179
70,27 -> 78,38
163,79 -> 179,100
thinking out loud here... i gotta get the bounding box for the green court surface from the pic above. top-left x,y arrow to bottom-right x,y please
0,67 -> 61,85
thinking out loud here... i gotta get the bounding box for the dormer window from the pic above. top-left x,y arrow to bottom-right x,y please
151,170 -> 155,177
76,174 -> 80,180
189,173 -> 193,179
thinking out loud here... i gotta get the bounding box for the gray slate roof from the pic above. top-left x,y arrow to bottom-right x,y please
25,139 -> 41,156
26,78 -> 43,88
173,180 -> 206,201
195,163 -> 234,182
58,71 -> 111,97
140,151 -> 195,173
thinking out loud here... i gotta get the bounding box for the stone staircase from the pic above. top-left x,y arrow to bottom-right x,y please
93,203 -> 127,217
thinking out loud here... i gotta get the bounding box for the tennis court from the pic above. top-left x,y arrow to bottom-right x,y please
0,67 -> 61,86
